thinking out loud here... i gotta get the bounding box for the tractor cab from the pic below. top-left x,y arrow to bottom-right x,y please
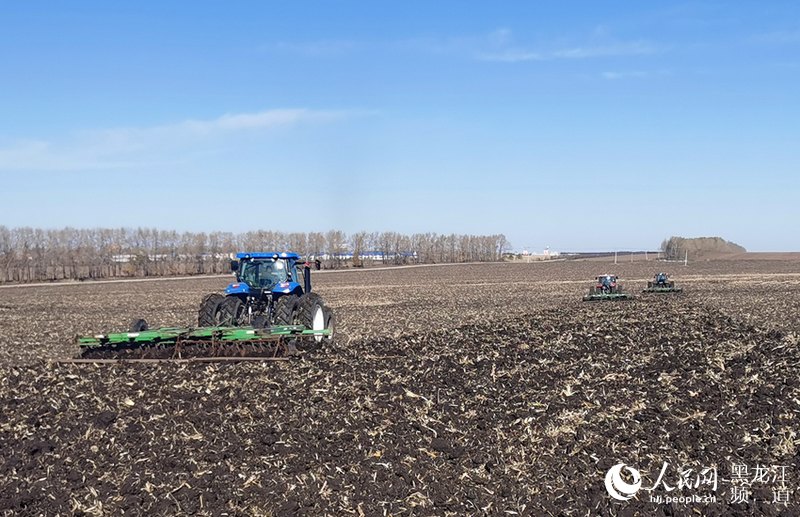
226,252 -> 309,298
596,275 -> 618,290
238,259 -> 287,290
654,272 -> 669,285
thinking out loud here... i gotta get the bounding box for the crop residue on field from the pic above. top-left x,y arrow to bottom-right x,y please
0,261 -> 799,515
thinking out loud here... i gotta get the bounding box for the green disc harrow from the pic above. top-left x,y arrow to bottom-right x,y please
69,324 -> 332,363
582,291 -> 633,302
642,284 -> 683,293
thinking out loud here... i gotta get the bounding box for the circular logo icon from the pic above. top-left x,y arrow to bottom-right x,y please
605,463 -> 642,501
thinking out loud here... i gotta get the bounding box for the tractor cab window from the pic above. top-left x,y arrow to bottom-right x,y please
240,260 -> 288,289
274,259 -> 290,283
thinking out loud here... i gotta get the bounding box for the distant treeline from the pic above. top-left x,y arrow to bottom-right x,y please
660,236 -> 746,260
0,227 -> 509,283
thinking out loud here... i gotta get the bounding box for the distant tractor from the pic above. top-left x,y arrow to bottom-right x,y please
198,252 -> 334,341
583,274 -> 632,301
643,272 -> 683,293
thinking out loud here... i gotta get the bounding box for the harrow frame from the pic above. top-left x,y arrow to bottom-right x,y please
582,292 -> 633,302
64,324 -> 332,363
642,285 -> 683,293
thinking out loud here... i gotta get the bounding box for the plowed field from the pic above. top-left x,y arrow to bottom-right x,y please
1,260 -> 798,515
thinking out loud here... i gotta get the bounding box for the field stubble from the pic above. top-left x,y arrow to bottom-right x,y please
0,260 -> 799,515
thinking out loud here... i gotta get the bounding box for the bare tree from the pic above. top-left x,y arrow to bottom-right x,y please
0,226 -> 509,283
325,230 -> 347,268
350,231 -> 368,267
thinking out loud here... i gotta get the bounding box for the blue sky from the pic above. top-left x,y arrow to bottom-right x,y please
0,1 -> 798,251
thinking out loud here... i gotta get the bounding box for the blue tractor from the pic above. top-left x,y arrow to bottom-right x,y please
198,252 -> 333,339
643,272 -> 683,293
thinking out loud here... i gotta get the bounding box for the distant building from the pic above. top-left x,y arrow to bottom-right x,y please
111,253 -> 226,263
513,246 -> 560,261
309,251 -> 418,261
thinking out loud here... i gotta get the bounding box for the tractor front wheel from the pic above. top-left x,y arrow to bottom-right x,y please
129,319 -> 149,332
252,315 -> 269,329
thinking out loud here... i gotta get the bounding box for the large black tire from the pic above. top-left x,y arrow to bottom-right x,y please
273,295 -> 299,326
129,319 -> 149,332
251,315 -> 269,329
297,293 -> 325,342
218,296 -> 247,326
198,293 -> 225,326
323,305 -> 335,343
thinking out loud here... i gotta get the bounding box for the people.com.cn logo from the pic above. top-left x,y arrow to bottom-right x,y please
605,463 -> 643,501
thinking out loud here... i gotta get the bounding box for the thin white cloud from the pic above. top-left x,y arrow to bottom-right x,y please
0,108 -> 350,171
0,139 -> 134,171
477,40 -> 657,63
403,28 -> 660,63
267,40 -> 356,57
92,108 -> 344,143
602,71 -> 644,80
601,69 -> 671,80
750,29 -> 800,45
395,35 -> 473,56
475,49 -> 544,62
487,28 -> 513,47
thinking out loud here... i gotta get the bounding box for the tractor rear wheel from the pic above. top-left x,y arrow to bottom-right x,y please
297,293 -> 325,342
273,295 -> 299,326
198,293 -> 224,326
218,297 -> 247,326
323,305 -> 335,343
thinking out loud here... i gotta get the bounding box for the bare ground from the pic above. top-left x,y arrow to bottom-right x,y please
0,260 -> 799,515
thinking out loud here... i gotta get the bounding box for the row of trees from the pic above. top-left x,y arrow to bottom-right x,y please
0,226 -> 510,283
660,236 -> 746,260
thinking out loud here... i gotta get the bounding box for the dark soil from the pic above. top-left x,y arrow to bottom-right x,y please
1,261 -> 799,515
